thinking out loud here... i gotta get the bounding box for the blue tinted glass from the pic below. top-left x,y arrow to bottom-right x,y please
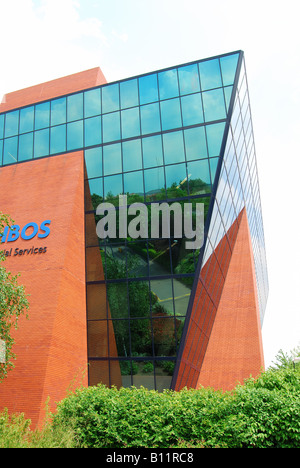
160,98 -> 182,131
181,93 -> 204,126
51,97 -> 66,126
206,122 -> 226,156
5,110 -> 19,137
85,147 -> 102,178
102,112 -> 120,143
67,120 -> 83,151
67,93 -> 83,122
0,114 -> 4,138
121,107 -> 140,139
18,132 -> 33,161
165,163 -> 187,189
102,83 -> 120,113
209,157 -> 219,184
202,89 -> 226,122
104,174 -> 123,199
0,140 -> 2,164
124,170 -> 144,196
163,131 -> 185,165
34,128 -> 49,158
88,177 -> 103,199
199,59 -> 222,90
84,88 -> 101,118
3,137 -> 18,165
142,135 -> 163,168
20,106 -> 34,134
144,166 -> 165,198
120,79 -> 139,108
187,159 -> 211,194
184,126 -> 207,161
178,64 -> 200,95
50,124 -> 66,154
139,74 -> 158,105
122,139 -> 142,172
140,103 -> 161,135
224,86 -> 233,111
35,102 -> 50,130
84,115 -> 102,147
158,69 -> 179,99
220,53 -> 239,86
103,143 -> 122,175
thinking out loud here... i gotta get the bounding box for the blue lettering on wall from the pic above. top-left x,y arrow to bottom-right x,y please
0,221 -> 51,243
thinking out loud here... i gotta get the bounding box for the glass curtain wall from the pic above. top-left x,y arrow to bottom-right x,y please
0,51 -> 245,390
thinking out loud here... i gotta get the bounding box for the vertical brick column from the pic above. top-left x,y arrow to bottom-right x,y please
0,151 -> 87,427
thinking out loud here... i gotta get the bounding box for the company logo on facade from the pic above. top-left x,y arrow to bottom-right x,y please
0,221 -> 51,258
0,221 -> 51,243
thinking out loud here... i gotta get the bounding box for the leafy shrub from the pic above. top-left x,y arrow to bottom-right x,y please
53,365 -> 300,448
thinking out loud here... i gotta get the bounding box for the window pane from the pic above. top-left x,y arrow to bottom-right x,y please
67,120 -> 83,151
51,97 -> 66,126
187,159 -> 211,195
18,132 -> 33,161
158,69 -> 179,99
84,115 -> 102,147
202,89 -> 226,122
144,166 -> 165,200
0,114 -> 4,138
140,103 -> 161,135
5,110 -> 19,137
87,177 -> 103,199
220,53 -> 239,86
102,112 -> 120,143
199,58 -> 222,90
165,163 -> 187,191
102,83 -> 120,113
163,131 -> 185,165
84,88 -> 101,118
121,107 -> 140,139
35,102 -> 50,130
209,157 -> 219,184
184,126 -> 207,161
104,173 -> 123,200
160,98 -> 182,131
122,139 -> 142,172
20,106 -> 34,134
206,122 -> 225,156
34,128 -> 49,158
139,73 -> 158,105
103,143 -> 122,175
120,79 -> 139,108
85,147 -> 102,179
50,124 -> 66,154
124,170 -> 144,196
67,93 -> 83,122
3,137 -> 18,165
181,93 -> 204,126
178,64 -> 200,95
142,135 -> 163,168
0,140 -> 3,164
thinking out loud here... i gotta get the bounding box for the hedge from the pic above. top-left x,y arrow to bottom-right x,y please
53,366 -> 300,448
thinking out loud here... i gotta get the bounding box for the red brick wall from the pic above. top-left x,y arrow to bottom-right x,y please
175,208 -> 264,391
196,209 -> 264,390
0,67 -> 106,112
0,151 -> 88,427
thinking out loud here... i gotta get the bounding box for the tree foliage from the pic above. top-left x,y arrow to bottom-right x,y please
0,212 -> 29,382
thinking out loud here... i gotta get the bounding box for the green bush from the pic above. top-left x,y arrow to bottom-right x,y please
52,365 -> 300,448
1,361 -> 299,448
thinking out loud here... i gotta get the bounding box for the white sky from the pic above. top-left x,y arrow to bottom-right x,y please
0,0 -> 299,367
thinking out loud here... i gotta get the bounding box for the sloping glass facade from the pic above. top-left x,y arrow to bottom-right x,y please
0,50 -> 268,391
